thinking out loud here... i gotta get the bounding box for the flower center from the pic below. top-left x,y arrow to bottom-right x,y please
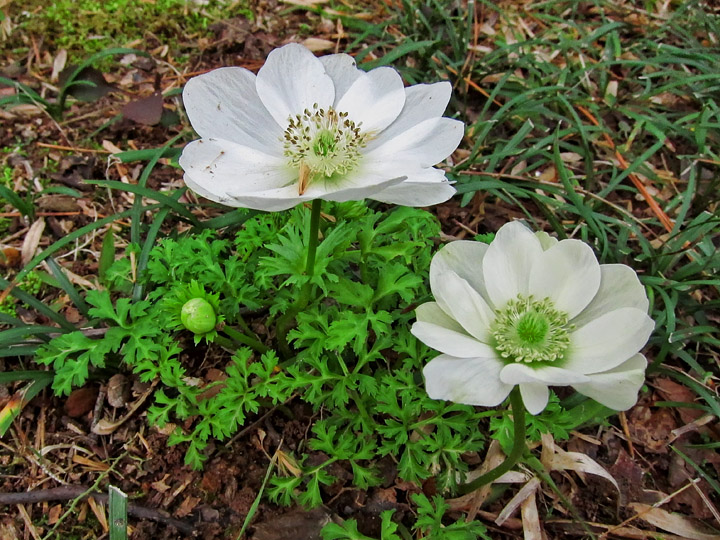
492,295 -> 571,363
282,104 -> 368,191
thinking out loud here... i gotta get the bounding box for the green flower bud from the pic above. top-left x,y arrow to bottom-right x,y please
180,298 -> 217,334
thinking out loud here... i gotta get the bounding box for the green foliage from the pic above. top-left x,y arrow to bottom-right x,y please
412,493 -> 490,540
10,0 -> 252,62
320,494 -> 490,540
490,392 -> 577,454
33,203 -> 492,496
321,510 -> 401,540
0,271 -> 44,317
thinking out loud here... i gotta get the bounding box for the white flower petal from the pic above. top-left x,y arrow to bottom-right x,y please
224,171 -> 405,211
534,231 -> 558,251
430,270 -> 494,342
336,67 -> 406,134
255,43 -> 335,126
500,363 -> 590,386
222,186 -> 312,211
312,171 -> 406,203
182,67 -> 283,153
365,117 -> 464,167
413,302 -> 495,358
370,167 -> 455,206
572,264 -> 649,328
519,383 -> 550,415
565,307 -> 654,374
412,322 -> 494,358
483,221 -> 544,308
367,82 -> 452,148
572,354 -> 647,411
179,138 -> 295,206
430,240 -> 491,305
423,354 -> 513,407
320,53 -> 362,103
529,239 -> 601,319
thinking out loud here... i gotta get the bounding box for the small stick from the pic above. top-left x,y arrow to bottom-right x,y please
0,486 -> 195,536
35,142 -> 110,154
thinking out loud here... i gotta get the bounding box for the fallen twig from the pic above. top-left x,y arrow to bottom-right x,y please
0,486 -> 196,536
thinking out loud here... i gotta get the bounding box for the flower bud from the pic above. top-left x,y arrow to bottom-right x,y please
180,298 -> 217,334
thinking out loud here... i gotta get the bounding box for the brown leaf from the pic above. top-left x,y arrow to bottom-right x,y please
627,403 -> 677,453
122,93 -> 163,125
655,378 -> 704,424
0,247 -> 21,268
35,194 -> 81,212
609,449 -> 647,505
253,507 -> 334,540
21,218 -> 45,266
175,495 -> 201,519
64,306 -> 81,324
302,38 -> 335,52
107,374 -> 130,408
65,385 -> 99,418
629,503 -> 720,539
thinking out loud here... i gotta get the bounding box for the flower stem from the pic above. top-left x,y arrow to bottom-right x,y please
457,387 -> 526,495
304,199 -> 322,280
222,325 -> 269,355
276,199 -> 323,357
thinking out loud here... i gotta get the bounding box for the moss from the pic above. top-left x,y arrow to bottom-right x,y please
9,0 -> 253,63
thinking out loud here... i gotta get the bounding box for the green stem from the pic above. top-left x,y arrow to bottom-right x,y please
276,199 -> 323,357
457,386 -> 526,495
304,198 -> 322,281
222,325 -> 269,354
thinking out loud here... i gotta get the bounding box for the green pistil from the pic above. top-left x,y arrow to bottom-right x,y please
313,129 -> 336,157
492,295 -> 571,363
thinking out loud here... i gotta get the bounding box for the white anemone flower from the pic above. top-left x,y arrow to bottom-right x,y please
179,43 -> 464,211
411,221 -> 655,415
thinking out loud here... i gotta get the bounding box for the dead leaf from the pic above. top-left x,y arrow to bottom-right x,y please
36,194 -> 81,212
0,524 -> 19,540
72,454 -> 110,471
0,247 -> 21,268
47,504 -> 62,525
107,374 -> 130,408
40,260 -> 96,289
253,507 -> 334,540
151,475 -> 172,493
609,449 -> 648,505
65,385 -> 99,418
87,496 -> 108,532
629,503 -> 720,539
655,378 -> 704,425
102,140 -> 123,154
520,487 -> 544,540
541,432 -> 619,493
627,403 -> 677,453
92,383 -> 154,435
175,495 -> 200,518
51,50 -> 67,82
122,93 -> 164,125
21,218 -> 45,266
302,38 -> 335,52
496,477 -> 540,526
281,0 -> 329,5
